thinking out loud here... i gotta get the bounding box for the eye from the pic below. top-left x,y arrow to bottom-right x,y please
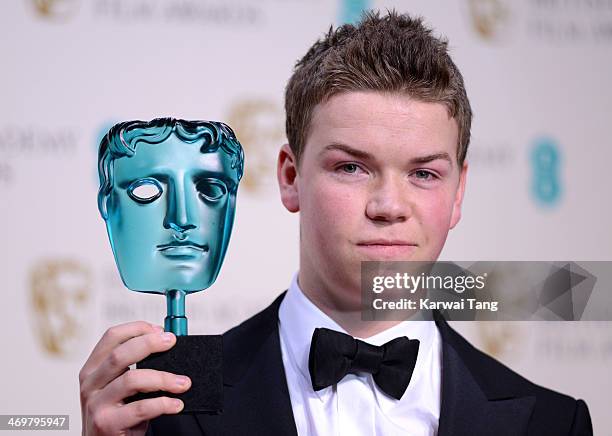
196,178 -> 228,201
127,178 -> 163,203
336,162 -> 366,175
413,170 -> 436,180
341,163 -> 359,173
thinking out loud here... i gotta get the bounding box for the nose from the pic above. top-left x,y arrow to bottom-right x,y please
365,174 -> 411,224
163,179 -> 198,237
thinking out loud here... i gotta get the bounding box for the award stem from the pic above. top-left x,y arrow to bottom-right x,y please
165,289 -> 187,336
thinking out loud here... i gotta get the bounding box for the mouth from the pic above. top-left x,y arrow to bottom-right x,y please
157,241 -> 209,259
355,240 -> 418,258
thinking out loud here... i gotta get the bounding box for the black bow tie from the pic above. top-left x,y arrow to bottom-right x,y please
308,327 -> 420,400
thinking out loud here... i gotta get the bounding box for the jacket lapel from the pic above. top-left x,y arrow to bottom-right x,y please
434,311 -> 535,436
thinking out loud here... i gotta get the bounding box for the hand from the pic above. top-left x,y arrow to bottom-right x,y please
79,321 -> 191,435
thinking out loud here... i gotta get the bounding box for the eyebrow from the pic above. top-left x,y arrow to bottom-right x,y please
322,142 -> 453,166
322,142 -> 372,160
409,152 -> 453,165
116,168 -> 235,188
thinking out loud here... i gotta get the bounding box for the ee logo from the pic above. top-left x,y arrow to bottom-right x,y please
530,137 -> 562,207
338,0 -> 370,24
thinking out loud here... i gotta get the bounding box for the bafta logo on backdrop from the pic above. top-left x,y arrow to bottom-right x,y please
465,0 -> 513,42
29,0 -> 80,21
226,99 -> 284,193
473,258 -> 525,362
29,259 -> 92,357
477,322 -> 523,362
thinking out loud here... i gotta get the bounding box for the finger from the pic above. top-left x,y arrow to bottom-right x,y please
96,369 -> 191,405
80,321 -> 162,383
82,331 -> 176,393
114,396 -> 184,431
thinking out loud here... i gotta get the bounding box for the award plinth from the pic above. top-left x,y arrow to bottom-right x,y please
128,290 -> 223,414
133,335 -> 222,414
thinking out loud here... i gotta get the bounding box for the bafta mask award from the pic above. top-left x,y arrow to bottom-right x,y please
98,118 -> 244,413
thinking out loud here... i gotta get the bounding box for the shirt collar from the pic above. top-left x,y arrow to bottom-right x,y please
278,272 -> 437,402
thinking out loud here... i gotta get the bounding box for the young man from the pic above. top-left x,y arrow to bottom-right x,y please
79,11 -> 593,436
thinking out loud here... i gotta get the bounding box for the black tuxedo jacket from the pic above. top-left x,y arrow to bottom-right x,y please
148,292 -> 593,435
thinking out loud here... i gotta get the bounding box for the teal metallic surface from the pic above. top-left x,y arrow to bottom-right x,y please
98,118 -> 244,335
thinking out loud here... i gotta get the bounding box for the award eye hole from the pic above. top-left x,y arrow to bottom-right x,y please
197,179 -> 228,202
127,179 -> 163,203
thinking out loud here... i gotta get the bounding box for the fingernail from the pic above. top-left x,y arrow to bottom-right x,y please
174,399 -> 184,412
162,332 -> 174,343
176,376 -> 189,387
153,325 -> 164,333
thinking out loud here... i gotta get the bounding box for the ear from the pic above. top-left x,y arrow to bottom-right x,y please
449,161 -> 468,229
277,143 -> 300,213
98,192 -> 109,220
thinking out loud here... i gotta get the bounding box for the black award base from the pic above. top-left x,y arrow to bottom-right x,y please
128,335 -> 222,414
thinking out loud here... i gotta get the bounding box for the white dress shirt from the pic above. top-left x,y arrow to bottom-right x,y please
278,273 -> 442,436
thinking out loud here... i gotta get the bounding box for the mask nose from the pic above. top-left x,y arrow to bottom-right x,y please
167,223 -> 193,240
163,180 -> 198,237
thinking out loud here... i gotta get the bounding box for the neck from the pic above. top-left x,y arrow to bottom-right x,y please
297,271 -> 403,339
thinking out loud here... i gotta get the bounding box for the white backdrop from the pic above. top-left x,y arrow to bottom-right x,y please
1,0 -> 611,434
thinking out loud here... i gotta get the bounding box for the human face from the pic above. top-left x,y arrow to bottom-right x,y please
278,91 -> 467,307
105,134 -> 238,293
